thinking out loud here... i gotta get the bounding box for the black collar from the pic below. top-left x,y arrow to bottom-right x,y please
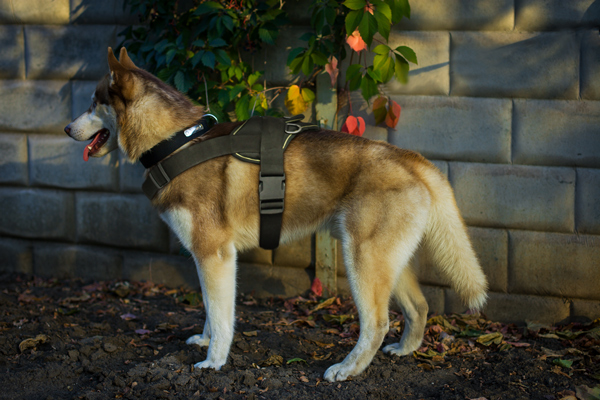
139,114 -> 218,169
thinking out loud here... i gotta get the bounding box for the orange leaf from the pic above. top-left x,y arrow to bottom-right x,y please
342,115 -> 365,137
346,30 -> 367,52
385,100 -> 401,128
284,85 -> 307,115
373,96 -> 388,125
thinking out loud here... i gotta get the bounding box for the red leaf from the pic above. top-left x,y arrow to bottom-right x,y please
346,30 -> 367,52
385,100 -> 401,128
342,116 -> 365,137
373,96 -> 388,125
325,56 -> 339,88
311,277 -> 323,297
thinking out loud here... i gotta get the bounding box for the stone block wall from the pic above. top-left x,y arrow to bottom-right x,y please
0,0 -> 599,324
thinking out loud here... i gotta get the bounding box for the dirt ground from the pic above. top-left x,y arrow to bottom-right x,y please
0,272 -> 599,400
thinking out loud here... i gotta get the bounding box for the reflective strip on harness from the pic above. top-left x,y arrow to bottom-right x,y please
141,115 -> 318,249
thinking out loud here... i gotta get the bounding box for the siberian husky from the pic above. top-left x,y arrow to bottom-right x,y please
65,47 -> 488,382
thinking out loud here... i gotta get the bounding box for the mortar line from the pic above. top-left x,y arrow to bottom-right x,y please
509,98 -> 515,165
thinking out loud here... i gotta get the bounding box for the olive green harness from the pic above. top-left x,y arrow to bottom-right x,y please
141,115 -> 319,249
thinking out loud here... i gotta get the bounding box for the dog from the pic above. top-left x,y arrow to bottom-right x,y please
65,47 -> 488,382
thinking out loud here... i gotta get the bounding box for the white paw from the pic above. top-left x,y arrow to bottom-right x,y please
324,362 -> 352,382
186,334 -> 210,347
382,343 -> 414,356
193,359 -> 225,371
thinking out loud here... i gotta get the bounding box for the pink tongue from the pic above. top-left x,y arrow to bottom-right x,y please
83,133 -> 104,162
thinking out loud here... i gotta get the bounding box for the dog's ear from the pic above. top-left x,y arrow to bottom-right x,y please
108,47 -> 136,100
119,47 -> 138,70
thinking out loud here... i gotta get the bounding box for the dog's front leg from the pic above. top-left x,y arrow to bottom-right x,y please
188,243 -> 237,370
186,296 -> 211,347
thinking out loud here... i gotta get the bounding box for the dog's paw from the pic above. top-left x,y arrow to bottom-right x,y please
186,334 -> 210,347
324,362 -> 352,382
382,343 -> 414,357
192,359 -> 225,371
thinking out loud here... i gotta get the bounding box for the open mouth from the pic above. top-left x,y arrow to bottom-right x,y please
83,129 -> 110,161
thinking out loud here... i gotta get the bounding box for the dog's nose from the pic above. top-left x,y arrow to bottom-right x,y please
64,125 -> 71,135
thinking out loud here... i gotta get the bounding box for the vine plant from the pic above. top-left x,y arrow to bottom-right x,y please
120,0 -> 416,133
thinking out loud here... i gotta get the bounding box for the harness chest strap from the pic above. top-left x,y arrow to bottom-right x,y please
141,116 -> 318,249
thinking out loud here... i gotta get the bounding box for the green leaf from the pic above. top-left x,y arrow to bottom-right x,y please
259,24 -> 278,45
360,74 -> 378,101
301,88 -> 315,103
209,38 -> 227,48
396,45 -> 418,64
311,51 -> 329,66
374,54 -> 394,82
286,358 -> 307,364
194,1 -> 223,15
346,63 -> 363,81
374,9 -> 391,41
222,15 -> 234,31
287,47 -> 306,66
201,51 -> 216,69
394,54 -> 409,84
235,94 -> 251,121
387,0 -> 410,22
301,55 -> 314,76
358,11 -> 378,47
373,44 -> 390,55
375,1 -> 392,21
248,71 -> 261,87
349,73 -> 362,91
345,10 -> 363,34
343,0 -> 366,11
174,70 -> 192,93
191,50 -> 205,68
289,56 -> 304,74
214,49 -> 231,66
229,83 -> 246,101
165,48 -> 177,66
553,358 -> 573,369
366,67 -> 382,82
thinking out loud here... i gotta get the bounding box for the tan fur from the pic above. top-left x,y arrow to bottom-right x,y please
65,47 -> 488,382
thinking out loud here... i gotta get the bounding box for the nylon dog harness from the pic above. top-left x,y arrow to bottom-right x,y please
141,115 -> 318,249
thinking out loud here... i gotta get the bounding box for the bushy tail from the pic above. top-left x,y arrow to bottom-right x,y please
422,169 -> 488,310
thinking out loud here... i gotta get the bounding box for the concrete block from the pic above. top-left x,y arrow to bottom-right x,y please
515,0 -> 600,30
390,96 -> 511,163
2,0 -> 70,24
75,192 -> 169,251
384,31 -> 450,96
446,290 -> 570,324
0,238 -> 32,274
450,163 -> 575,232
571,299 -> 600,320
576,168 -> 600,234
0,80 -> 71,133
123,252 -> 197,288
421,285 -> 445,315
282,0 -> 311,24
237,262 -> 312,298
509,230 -> 600,301
238,247 -> 272,266
33,243 -> 121,280
513,99 -> 600,168
71,0 -> 138,24
29,135 -> 118,191
0,133 -> 28,185
451,32 -> 579,99
25,25 -> 116,80
273,235 -> 312,269
119,154 -> 145,193
0,26 -> 25,79
581,30 -> 600,100
71,81 -> 97,119
0,188 -> 74,241
398,0 -> 514,31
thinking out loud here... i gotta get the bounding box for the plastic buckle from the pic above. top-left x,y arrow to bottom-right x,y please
259,173 -> 285,214
149,163 -> 171,189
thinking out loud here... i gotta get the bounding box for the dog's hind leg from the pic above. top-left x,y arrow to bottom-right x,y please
188,243 -> 237,370
324,191 -> 429,382
383,268 -> 428,356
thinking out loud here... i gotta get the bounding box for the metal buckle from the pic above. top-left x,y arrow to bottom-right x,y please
259,173 -> 285,214
149,163 -> 171,189
285,122 -> 302,134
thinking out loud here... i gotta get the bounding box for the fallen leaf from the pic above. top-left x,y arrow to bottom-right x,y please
19,334 -> 48,352
553,358 -> 573,369
323,314 -> 353,325
242,330 -> 258,337
260,354 -> 283,367
299,376 -> 309,382
576,384 -> 600,400
135,329 -> 152,335
286,358 -> 307,364
476,332 -> 503,346
312,297 -> 336,312
120,313 -> 138,321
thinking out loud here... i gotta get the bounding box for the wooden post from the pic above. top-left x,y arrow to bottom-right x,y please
315,230 -> 338,297
314,72 -> 339,297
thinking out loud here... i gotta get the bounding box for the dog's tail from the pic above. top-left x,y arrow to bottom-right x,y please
421,166 -> 488,311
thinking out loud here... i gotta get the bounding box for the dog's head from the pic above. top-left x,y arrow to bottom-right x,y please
65,47 -> 204,163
